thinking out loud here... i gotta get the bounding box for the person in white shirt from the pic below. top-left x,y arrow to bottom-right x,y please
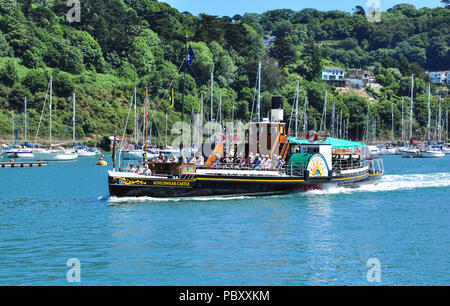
143,165 -> 152,176
128,164 -> 136,173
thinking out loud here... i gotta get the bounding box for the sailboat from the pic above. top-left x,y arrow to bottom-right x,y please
6,97 -> 35,159
380,101 -> 397,155
33,77 -> 78,161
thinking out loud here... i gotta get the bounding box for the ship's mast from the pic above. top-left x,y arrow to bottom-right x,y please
180,32 -> 188,157
256,61 -> 262,122
438,97 -> 442,143
303,96 -> 308,133
427,83 -> 431,141
294,79 -> 299,137
391,101 -> 394,142
210,71 -> 214,128
320,90 -> 327,132
73,93 -> 76,148
331,102 -> 335,137
165,112 -> 168,148
49,76 -> 53,145
145,87 -> 148,161
409,74 -> 414,140
134,87 -> 138,146
401,97 -> 404,144
24,97 -> 27,143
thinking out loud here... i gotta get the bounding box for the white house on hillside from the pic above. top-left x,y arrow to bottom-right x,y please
429,71 -> 449,85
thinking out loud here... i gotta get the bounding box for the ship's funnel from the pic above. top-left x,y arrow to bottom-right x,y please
271,96 -> 284,122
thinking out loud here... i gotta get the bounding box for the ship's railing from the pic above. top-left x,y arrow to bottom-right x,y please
369,158 -> 384,174
196,163 -> 282,171
332,154 -> 364,171
281,163 -> 307,176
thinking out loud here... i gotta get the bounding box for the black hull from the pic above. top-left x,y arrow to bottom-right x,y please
108,171 -> 383,198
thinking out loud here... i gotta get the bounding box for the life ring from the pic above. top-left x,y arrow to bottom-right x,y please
306,131 -> 319,142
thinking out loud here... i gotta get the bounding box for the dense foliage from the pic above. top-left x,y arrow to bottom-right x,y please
0,0 -> 449,144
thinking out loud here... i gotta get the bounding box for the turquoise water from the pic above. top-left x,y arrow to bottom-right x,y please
0,155 -> 448,285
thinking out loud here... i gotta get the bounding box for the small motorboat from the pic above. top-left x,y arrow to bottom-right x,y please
401,148 -> 422,158
380,146 -> 397,155
421,147 -> 445,158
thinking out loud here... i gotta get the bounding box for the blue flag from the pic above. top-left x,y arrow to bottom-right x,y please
187,45 -> 195,67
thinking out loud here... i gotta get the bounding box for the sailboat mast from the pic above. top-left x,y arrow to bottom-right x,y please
49,76 -> 53,145
73,93 -> 76,148
11,113 -> 15,145
210,71 -> 214,127
145,87 -> 148,161
391,101 -> 394,142
303,96 -> 308,133
331,103 -> 335,137
294,79 -> 299,137
438,97 -> 442,143
320,90 -> 327,132
257,61 -> 261,122
180,32 -> 188,157
401,98 -> 404,144
427,83 -> 431,141
24,97 -> 27,143
409,74 -> 414,140
165,112 -> 168,148
134,87 -> 138,146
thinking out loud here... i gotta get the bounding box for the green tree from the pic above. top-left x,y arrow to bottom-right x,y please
301,36 -> 322,81
0,61 -> 19,87
269,37 -> 298,67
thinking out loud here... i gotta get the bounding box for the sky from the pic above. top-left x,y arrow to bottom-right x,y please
162,0 -> 444,17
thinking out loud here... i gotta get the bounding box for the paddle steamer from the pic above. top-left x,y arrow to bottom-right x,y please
108,97 -> 384,198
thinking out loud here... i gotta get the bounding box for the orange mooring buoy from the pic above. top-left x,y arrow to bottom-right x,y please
97,157 -> 107,166
10,159 -> 14,162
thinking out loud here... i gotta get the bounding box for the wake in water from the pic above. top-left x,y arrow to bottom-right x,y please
106,194 -> 278,204
100,172 -> 450,203
308,172 -> 450,195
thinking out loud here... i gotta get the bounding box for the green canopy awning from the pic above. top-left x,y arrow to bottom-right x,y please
288,137 -> 366,149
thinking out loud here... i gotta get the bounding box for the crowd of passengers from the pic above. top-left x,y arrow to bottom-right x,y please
127,152 -> 286,175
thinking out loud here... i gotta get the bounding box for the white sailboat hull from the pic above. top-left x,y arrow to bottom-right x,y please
380,148 -> 397,155
421,151 -> 445,158
35,151 -> 78,161
77,150 -> 97,157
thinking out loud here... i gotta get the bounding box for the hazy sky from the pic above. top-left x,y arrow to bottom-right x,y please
162,0 -> 444,16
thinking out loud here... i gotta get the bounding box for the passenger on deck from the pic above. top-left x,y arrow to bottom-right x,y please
187,153 -> 196,163
168,156 -> 178,163
136,165 -> 143,175
263,156 -> 272,170
143,165 -> 151,176
196,154 -> 205,166
156,153 -> 165,163
128,164 -> 136,173
277,158 -> 285,169
252,154 -> 261,170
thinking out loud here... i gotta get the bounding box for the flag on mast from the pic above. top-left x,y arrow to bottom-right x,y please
187,45 -> 195,67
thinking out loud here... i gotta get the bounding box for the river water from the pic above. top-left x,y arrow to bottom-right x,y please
0,154 -> 448,285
